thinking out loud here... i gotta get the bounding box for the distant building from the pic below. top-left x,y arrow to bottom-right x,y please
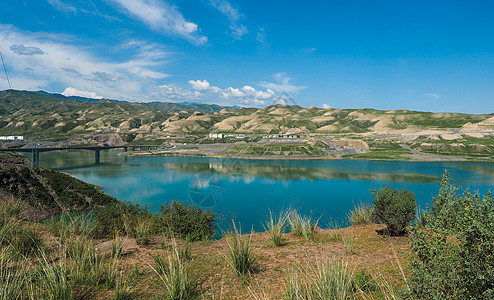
209,133 -> 224,139
0,136 -> 26,141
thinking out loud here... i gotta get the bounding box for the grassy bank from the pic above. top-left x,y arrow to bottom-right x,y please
1,173 -> 492,299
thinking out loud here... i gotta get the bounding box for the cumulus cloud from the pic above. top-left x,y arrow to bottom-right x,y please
208,0 -> 247,39
260,72 -> 307,94
322,104 -> 331,109
155,79 -> 277,106
0,25 -> 170,100
109,0 -> 207,45
9,44 -> 45,55
424,93 -> 440,100
62,87 -> 102,99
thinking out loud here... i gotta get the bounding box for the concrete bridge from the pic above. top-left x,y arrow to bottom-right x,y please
0,145 -> 171,167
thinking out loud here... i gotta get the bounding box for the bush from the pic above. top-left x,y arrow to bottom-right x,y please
93,201 -> 155,238
159,201 -> 215,242
372,186 -> 416,236
409,172 -> 494,299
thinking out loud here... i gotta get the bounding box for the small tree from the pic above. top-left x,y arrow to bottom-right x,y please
372,186 -> 416,236
409,172 -> 494,299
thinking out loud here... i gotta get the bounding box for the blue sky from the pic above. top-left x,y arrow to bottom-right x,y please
1,0 -> 494,113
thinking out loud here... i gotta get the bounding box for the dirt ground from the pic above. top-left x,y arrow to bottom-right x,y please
94,223 -> 410,299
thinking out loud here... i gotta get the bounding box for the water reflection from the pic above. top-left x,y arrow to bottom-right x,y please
165,162 -> 441,183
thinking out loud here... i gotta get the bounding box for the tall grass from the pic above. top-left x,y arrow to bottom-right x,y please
66,238 -> 103,291
0,246 -> 26,299
264,209 -> 289,246
342,237 -> 356,255
149,247 -> 199,299
225,222 -> 259,277
136,218 -> 152,245
45,211 -> 95,238
288,210 -> 319,241
35,249 -> 72,300
347,202 -> 375,225
285,259 -> 355,300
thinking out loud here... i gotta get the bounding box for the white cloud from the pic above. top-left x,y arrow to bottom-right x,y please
257,27 -> 268,45
260,72 -> 307,94
0,25 -> 170,100
154,80 -> 277,106
109,0 -> 207,45
188,79 -> 211,91
47,0 -> 77,14
322,104 -> 331,109
208,0 -> 247,39
62,87 -> 102,99
424,93 -> 440,100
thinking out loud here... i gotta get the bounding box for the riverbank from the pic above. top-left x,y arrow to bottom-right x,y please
119,145 -> 482,162
0,195 -> 409,299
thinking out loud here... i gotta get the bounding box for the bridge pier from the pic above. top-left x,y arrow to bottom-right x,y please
95,150 -> 100,164
31,149 -> 39,167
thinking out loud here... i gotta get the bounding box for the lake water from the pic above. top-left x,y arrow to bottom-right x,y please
34,150 -> 494,232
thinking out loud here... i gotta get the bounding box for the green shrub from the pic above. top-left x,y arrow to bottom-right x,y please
354,268 -> 376,292
372,186 -> 416,236
159,201 -> 215,242
93,201 -> 155,238
409,172 -> 494,299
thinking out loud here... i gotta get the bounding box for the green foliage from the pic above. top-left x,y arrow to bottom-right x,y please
409,172 -> 494,299
372,186 -> 417,236
354,268 -> 376,292
93,200 -> 155,238
159,200 -> 215,242
0,164 -> 116,213
94,200 -> 215,242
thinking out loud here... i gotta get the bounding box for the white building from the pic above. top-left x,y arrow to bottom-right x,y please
0,136 -> 26,141
209,133 -> 224,139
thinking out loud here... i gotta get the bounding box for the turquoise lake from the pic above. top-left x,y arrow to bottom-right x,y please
35,151 -> 494,232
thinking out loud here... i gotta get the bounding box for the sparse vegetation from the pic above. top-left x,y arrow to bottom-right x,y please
224,143 -> 327,157
224,222 -> 259,277
264,209 -> 289,246
347,202 -> 375,225
288,209 -> 319,240
3,168 -> 494,299
285,259 -> 355,300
